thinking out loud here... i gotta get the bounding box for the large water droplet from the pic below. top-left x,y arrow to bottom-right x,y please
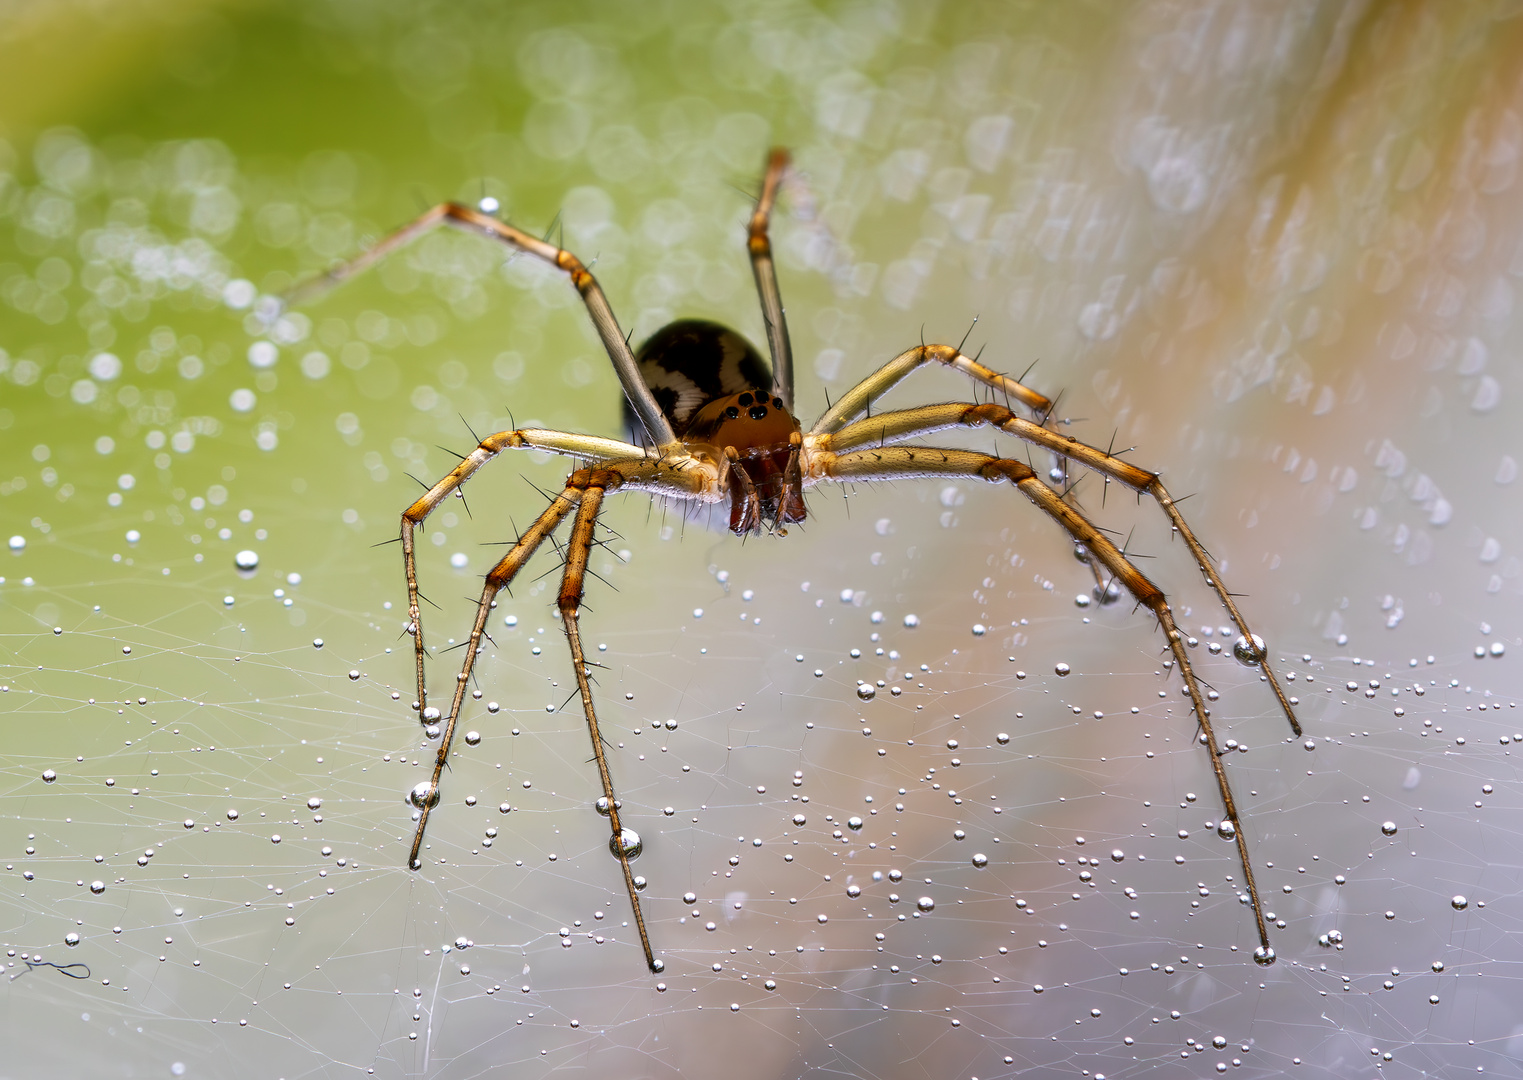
1252,945 -> 1276,966
409,782 -> 439,809
856,683 -> 876,701
1217,820 -> 1236,840
609,828 -> 642,859
41,769 -> 56,783
916,896 -> 935,913
89,881 -> 105,895
846,816 -> 863,831
1381,821 -> 1398,837
971,853 -> 988,868
1232,634 -> 1265,666
1451,895 -> 1468,911
1054,662 -> 1071,677
233,549 -> 259,571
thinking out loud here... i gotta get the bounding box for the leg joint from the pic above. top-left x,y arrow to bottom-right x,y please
979,458 -> 1037,485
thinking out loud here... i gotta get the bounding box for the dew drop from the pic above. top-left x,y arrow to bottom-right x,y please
409,782 -> 440,809
1233,634 -> 1265,666
971,853 -> 988,868
41,769 -> 56,783
64,932 -> 80,947
1252,945 -> 1276,966
233,549 -> 259,571
7,535 -> 25,552
1054,663 -> 1071,677
856,683 -> 876,701
89,881 -> 105,895
464,731 -> 481,746
846,816 -> 864,831
916,896 -> 935,913
1217,820 -> 1236,840
609,828 -> 642,859
1381,821 -> 1398,837
306,797 -> 321,810
1451,895 -> 1468,911
903,614 -> 920,628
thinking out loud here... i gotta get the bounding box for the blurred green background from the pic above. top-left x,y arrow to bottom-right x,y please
3,2 -> 1523,1077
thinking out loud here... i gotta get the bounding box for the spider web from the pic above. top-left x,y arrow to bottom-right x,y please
2,2 -> 1522,1077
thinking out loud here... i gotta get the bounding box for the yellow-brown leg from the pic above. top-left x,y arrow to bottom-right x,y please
815,444 -> 1278,963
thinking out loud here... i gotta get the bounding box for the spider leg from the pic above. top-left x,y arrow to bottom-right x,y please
407,455 -> 711,974
811,444 -> 1276,963
747,148 -> 796,411
815,401 -> 1300,735
407,481 -> 582,871
811,343 -> 1054,437
557,479 -> 661,974
399,428 -> 654,720
282,205 -> 678,447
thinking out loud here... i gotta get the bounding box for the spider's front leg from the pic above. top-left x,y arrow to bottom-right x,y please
809,444 -> 1278,963
397,428 -> 654,723
817,396 -> 1301,735
406,481 -> 582,868
555,478 -> 661,973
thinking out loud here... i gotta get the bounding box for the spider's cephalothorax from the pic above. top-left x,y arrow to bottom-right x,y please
631,319 -> 805,534
285,147 -> 1303,977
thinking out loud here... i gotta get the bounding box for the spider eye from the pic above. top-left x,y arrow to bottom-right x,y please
737,393 -> 754,407
725,406 -> 741,419
749,404 -> 768,420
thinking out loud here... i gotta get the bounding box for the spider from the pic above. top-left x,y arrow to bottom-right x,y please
284,149 -> 1302,976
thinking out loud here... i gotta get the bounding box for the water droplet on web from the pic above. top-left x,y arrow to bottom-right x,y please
1233,634 -> 1265,666
464,731 -> 481,746
1381,821 -> 1398,837
8,536 -> 25,552
903,614 -> 920,628
971,853 -> 988,868
409,782 -> 439,809
41,769 -> 56,783
609,829 -> 641,859
1054,663 -> 1071,677
847,816 -> 863,831
792,814 -> 806,826
89,881 -> 105,895
233,550 -> 259,571
1217,820 -> 1236,840
856,683 -> 876,701
306,797 -> 321,810
916,896 -> 935,913
1451,895 -> 1468,910
64,932 -> 79,947
595,796 -> 612,815
1252,946 -> 1276,965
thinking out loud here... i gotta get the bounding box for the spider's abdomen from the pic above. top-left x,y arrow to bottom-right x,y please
630,319 -> 775,436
